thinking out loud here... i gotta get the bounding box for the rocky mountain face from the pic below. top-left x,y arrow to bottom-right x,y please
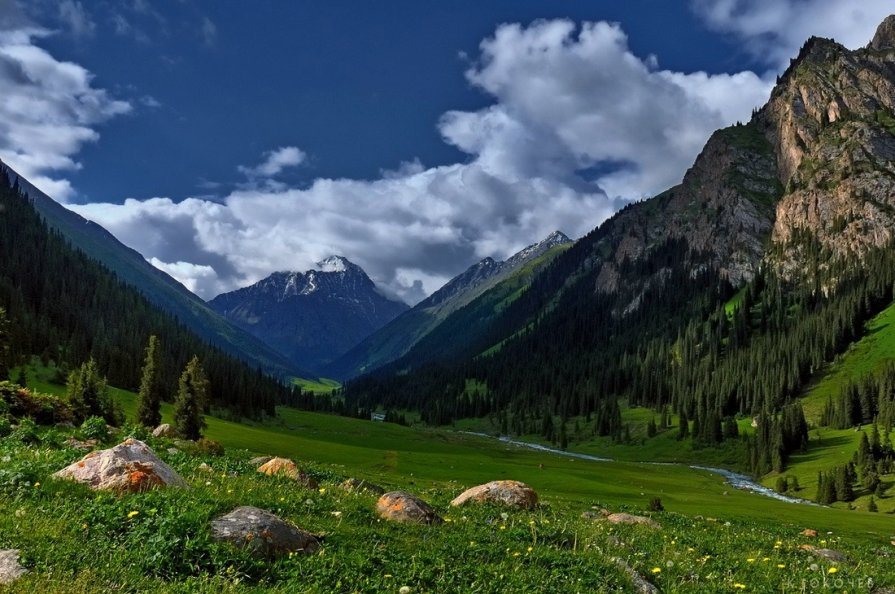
581,16 -> 895,314
208,257 -> 409,372
325,231 -> 572,379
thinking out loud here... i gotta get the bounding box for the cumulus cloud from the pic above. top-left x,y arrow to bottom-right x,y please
68,20 -> 774,303
0,27 -> 130,201
692,0 -> 893,68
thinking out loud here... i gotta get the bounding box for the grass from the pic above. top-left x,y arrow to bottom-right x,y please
800,299 -> 895,421
291,377 -> 341,394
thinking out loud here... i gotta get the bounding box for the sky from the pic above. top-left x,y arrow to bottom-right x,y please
0,1 -> 892,304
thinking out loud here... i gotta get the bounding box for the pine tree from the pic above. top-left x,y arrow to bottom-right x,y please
868,495 -> 878,512
678,410 -> 689,440
646,417 -> 657,438
0,307 -> 9,381
173,356 -> 209,440
136,335 -> 163,428
67,358 -> 119,425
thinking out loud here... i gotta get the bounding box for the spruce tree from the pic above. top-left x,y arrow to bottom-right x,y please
0,307 -> 9,381
678,410 -> 689,440
173,356 -> 209,440
67,358 -> 119,425
868,495 -> 878,512
136,335 -> 163,428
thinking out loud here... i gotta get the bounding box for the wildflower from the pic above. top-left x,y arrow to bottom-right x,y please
666,561 -> 674,568
512,552 -> 521,557
746,558 -> 755,563
527,547 -> 533,553
499,525 -> 506,530
734,584 -> 746,590
81,523 -> 88,530
777,564 -> 785,569
399,588 -> 412,594
331,511 -> 342,517
227,489 -> 233,494
384,574 -> 393,579
762,557 -> 770,562
318,487 -> 326,494
827,567 -> 838,574
651,567 -> 661,574
127,511 -> 139,518
469,541 -> 476,546
33,482 -> 40,488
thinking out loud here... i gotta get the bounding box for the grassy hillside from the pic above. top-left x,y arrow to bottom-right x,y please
800,299 -> 895,421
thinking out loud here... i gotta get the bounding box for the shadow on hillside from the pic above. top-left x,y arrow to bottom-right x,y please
789,434 -> 856,464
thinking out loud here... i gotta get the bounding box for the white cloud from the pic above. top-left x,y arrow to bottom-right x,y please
0,27 -> 130,201
692,0 -> 893,68
69,21 -> 773,304
238,146 -> 307,179
200,16 -> 217,46
58,0 -> 94,38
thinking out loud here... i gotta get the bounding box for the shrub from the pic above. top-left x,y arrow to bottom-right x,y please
195,437 -> 224,456
12,417 -> 39,444
0,417 -> 10,438
775,476 -> 789,494
647,497 -> 664,512
80,416 -> 110,442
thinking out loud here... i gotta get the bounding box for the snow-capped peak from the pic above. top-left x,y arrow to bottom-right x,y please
317,255 -> 351,273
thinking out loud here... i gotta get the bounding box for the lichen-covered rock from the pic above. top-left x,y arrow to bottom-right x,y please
249,455 -> 273,466
151,423 -> 177,438
0,550 -> 26,585
340,478 -> 385,495
53,438 -> 187,493
256,457 -> 319,489
450,480 -> 538,510
376,491 -> 442,524
211,506 -> 319,558
604,513 -> 661,529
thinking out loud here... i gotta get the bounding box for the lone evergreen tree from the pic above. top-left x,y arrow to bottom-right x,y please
0,307 -> 9,381
67,358 -> 119,425
174,356 -> 209,440
136,335 -> 163,428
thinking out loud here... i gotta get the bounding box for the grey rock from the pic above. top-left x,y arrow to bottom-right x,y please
249,456 -> 273,466
376,491 -> 442,524
0,549 -> 27,585
53,438 -> 187,493
152,424 -> 177,438
612,557 -> 660,594
211,506 -> 320,558
340,478 -> 385,495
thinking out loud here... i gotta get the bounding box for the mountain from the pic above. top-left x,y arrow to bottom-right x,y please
208,257 -> 409,372
344,15 -> 895,455
326,231 -> 572,379
0,167 -> 292,417
2,163 -> 307,381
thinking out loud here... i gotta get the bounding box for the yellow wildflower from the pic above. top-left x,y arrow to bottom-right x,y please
33,482 -> 40,488
318,487 -> 326,494
777,564 -> 785,569
746,558 -> 755,563
527,546 -> 533,553
127,511 -> 139,518
651,567 -> 661,574
827,567 -> 838,574
734,584 -> 746,590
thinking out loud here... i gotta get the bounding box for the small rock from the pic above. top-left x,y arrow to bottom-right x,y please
813,548 -> 847,563
53,438 -> 187,493
249,456 -> 273,466
0,550 -> 26,585
604,513 -> 661,529
450,480 -> 538,510
694,515 -> 704,521
606,535 -> 623,547
612,557 -> 660,594
198,462 -> 213,473
800,528 -> 818,537
166,447 -> 179,455
376,491 -> 442,524
340,478 -> 385,495
581,511 -> 601,521
64,437 -> 96,451
256,457 -> 319,489
211,506 -> 319,558
151,424 -> 177,438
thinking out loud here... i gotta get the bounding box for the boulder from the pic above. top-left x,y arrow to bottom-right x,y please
604,513 -> 661,529
340,478 -> 386,495
151,424 -> 177,438
249,456 -> 273,466
0,550 -> 27,585
211,506 -> 320,558
450,480 -> 538,510
53,438 -> 187,493
376,491 -> 442,524
256,457 -> 319,489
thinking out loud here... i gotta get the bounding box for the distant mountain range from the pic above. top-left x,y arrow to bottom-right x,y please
3,164 -> 308,381
208,256 -> 409,372
325,231 -> 572,379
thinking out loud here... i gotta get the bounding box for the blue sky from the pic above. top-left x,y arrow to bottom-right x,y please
0,1 -> 892,303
